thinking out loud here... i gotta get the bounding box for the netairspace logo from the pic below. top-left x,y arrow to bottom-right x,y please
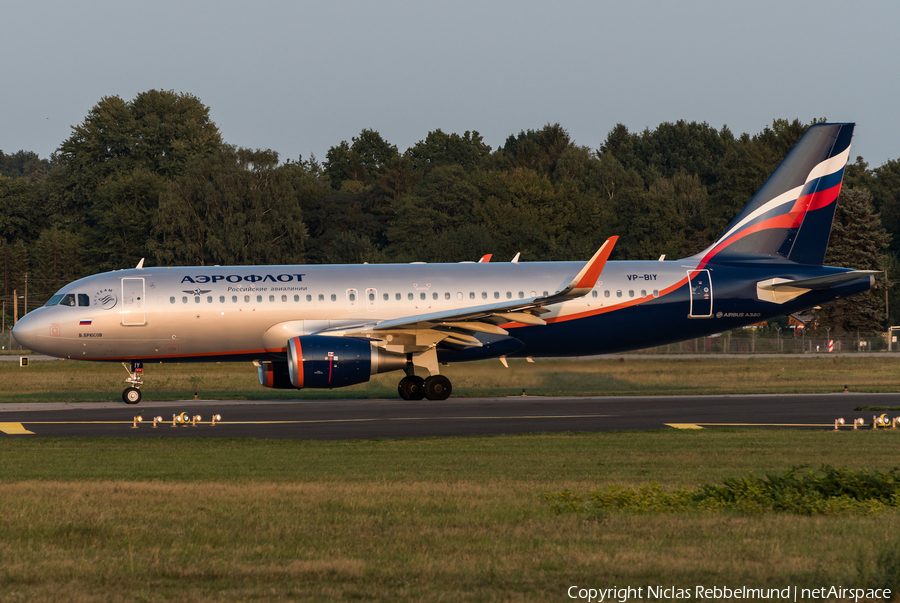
566,585 -> 892,602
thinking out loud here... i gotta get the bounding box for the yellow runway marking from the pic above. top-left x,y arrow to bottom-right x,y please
669,423 -> 838,428
0,422 -> 36,435
15,414 -> 611,428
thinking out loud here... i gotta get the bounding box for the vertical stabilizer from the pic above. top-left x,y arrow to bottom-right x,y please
697,123 -> 854,266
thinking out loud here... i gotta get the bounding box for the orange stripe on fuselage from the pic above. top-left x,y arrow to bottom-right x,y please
502,276 -> 690,328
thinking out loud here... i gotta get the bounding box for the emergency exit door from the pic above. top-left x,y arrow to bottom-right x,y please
121,278 -> 146,325
687,270 -> 713,318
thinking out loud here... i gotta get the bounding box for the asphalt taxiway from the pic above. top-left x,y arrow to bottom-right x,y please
1,393 -> 898,438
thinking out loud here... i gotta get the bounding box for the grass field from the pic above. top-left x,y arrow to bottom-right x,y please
4,354 -> 900,403
3,358 -> 900,601
1,432 -> 900,601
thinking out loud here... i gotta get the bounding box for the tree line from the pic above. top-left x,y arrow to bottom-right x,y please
1,90 -> 896,332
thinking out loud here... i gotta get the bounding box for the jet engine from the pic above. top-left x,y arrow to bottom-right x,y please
285,335 -> 408,389
256,361 -> 296,389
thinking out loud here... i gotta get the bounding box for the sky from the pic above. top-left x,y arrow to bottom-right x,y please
2,0 -> 898,167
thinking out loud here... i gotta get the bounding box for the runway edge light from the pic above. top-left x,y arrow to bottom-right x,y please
853,418 -> 865,430
132,416 -> 143,429
834,418 -> 845,431
211,414 -> 221,427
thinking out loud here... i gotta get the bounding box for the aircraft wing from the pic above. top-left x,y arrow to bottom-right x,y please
321,237 -> 617,347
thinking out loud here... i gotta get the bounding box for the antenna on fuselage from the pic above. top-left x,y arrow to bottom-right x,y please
135,258 -> 145,270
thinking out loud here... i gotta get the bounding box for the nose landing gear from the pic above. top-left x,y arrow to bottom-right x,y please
122,361 -> 143,404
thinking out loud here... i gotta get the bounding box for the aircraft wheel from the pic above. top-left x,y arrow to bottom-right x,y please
123,387 -> 142,404
398,376 -> 426,401
424,375 -> 452,401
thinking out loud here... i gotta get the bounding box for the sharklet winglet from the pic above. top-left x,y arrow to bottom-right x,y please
557,236 -> 618,296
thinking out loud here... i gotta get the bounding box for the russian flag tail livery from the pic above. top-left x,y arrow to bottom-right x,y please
698,123 -> 854,266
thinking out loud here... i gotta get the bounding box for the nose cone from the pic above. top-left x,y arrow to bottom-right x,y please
12,312 -> 45,352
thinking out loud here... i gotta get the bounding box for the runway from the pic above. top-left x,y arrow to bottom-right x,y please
1,393 -> 898,438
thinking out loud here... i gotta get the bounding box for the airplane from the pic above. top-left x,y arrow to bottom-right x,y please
12,123 -> 878,404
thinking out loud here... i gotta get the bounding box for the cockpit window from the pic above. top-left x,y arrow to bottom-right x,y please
78,294 -> 89,306
60,293 -> 77,306
45,294 -> 64,306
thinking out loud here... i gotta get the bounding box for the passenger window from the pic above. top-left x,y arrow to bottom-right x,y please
330,294 -> 336,302
318,294 -> 325,302
506,292 -> 512,299
591,291 -> 598,298
349,293 -> 356,302
518,291 -> 524,299
616,290 -> 622,298
295,295 -> 300,302
244,295 -> 250,303
396,293 -> 401,301
219,296 -> 225,303
469,292 -> 475,299
543,291 -> 549,297
457,292 -> 463,300
257,295 -> 263,303
444,292 -> 450,300
494,292 -> 499,299
195,297 -> 200,303
281,295 -> 287,302
628,290 -> 634,298
604,290 -> 610,298
530,291 -> 536,297
78,294 -> 90,306
482,292 -> 488,299
433,292 -> 438,300
640,290 -> 646,297
269,295 -> 275,302
653,290 -> 659,298
207,296 -> 212,303
169,297 -> 175,304
420,293 -> 426,300
182,297 -> 188,304
382,293 -> 388,301
408,293 -> 413,300
232,296 -> 238,303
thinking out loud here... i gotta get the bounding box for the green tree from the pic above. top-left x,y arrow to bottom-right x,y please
52,90 -> 223,269
323,130 -> 398,189
500,123 -> 574,176
153,147 -> 306,266
406,129 -> 492,172
816,188 -> 890,332
0,176 -> 43,243
30,228 -> 87,301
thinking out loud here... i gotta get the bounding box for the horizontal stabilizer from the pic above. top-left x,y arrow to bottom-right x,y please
757,270 -> 878,304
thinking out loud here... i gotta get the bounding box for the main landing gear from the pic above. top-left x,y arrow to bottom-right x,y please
122,361 -> 143,404
398,374 -> 452,401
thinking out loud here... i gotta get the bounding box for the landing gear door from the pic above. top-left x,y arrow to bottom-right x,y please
687,270 -> 713,318
121,277 -> 146,325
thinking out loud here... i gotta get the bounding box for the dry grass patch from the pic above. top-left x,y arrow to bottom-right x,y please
1,481 -> 899,601
5,355 -> 900,402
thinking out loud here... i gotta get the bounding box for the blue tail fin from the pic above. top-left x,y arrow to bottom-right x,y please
697,123 -> 854,266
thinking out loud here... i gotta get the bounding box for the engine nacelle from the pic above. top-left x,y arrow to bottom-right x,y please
256,361 -> 296,389
286,336 -> 408,389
